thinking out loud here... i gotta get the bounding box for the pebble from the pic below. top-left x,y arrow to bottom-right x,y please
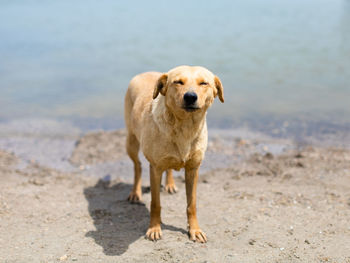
59,254 -> 68,261
248,239 -> 256,245
264,152 -> 274,160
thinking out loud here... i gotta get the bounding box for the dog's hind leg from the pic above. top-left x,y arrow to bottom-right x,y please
165,169 -> 178,194
126,133 -> 142,202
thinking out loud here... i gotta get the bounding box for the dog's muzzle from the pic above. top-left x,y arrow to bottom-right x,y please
183,92 -> 199,112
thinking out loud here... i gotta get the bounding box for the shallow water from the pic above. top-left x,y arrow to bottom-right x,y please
0,0 -> 349,136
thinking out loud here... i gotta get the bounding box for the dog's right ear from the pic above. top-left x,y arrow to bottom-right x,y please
153,74 -> 168,99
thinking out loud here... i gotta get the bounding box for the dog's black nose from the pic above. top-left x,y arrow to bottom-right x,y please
183,92 -> 198,105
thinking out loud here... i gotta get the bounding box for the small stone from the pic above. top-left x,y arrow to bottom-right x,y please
296,162 -> 304,168
59,254 -> 68,261
223,182 -> 230,190
231,175 -> 241,180
267,242 -> 278,248
29,179 -> 44,186
305,239 -> 310,244
232,230 -> 239,237
264,152 -> 274,160
282,173 -> 293,180
295,153 -> 304,158
248,239 -> 256,245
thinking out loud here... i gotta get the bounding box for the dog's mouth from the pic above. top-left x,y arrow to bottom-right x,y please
183,106 -> 200,112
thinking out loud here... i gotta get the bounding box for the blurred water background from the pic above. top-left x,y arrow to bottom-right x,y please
1,0 -> 349,141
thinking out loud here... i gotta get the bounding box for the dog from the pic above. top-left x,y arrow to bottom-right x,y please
124,65 -> 224,242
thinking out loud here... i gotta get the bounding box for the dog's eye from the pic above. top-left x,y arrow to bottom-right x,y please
173,80 -> 184,85
199,81 -> 208,86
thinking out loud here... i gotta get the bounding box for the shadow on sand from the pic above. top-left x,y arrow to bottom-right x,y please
84,179 -> 187,256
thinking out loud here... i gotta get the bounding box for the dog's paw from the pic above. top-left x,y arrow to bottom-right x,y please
127,191 -> 142,203
188,228 -> 207,243
164,184 -> 178,194
145,225 -> 162,241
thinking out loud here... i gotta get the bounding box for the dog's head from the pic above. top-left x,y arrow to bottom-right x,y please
153,66 -> 224,117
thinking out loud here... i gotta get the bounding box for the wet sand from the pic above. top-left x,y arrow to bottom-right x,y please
0,119 -> 349,262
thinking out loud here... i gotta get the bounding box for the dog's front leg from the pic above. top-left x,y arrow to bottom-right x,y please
185,166 -> 207,243
146,164 -> 163,241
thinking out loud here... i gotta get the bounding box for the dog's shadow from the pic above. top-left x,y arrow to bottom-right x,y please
84,179 -> 186,256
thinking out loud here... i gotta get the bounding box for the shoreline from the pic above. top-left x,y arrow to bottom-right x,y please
0,117 -> 296,180
0,117 -> 349,181
1,115 -> 349,148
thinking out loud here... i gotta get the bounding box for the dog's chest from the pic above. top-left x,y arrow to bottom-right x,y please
172,136 -> 192,163
148,134 -> 195,171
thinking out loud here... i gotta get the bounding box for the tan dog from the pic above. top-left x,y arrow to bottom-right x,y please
124,65 -> 224,242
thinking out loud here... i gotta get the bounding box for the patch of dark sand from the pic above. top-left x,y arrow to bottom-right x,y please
69,130 -> 127,165
0,150 -> 18,170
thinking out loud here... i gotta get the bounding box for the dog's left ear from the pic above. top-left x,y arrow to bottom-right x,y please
214,76 -> 224,103
153,74 -> 168,99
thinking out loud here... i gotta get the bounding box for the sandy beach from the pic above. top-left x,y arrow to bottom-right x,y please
0,119 -> 349,262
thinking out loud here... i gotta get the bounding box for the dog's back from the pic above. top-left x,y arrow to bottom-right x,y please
124,72 -> 161,140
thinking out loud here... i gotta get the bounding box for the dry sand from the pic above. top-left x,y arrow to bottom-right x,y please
1,125 -> 350,262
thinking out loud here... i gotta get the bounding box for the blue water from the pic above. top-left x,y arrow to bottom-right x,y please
0,0 -> 349,134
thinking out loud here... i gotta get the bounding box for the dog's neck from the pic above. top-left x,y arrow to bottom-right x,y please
152,96 -> 206,139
